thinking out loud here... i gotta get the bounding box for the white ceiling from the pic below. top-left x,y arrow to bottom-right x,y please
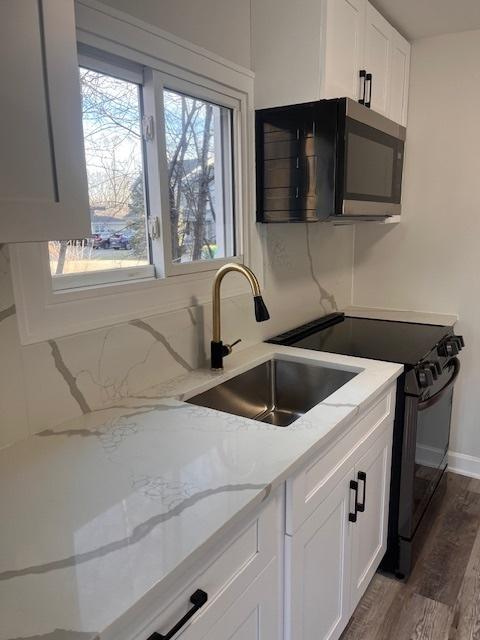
370,0 -> 480,40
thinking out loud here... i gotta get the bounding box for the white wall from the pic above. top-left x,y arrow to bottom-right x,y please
251,0 -> 324,108
353,29 -> 480,460
99,0 -> 252,68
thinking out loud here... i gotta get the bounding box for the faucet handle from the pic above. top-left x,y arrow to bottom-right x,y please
226,339 -> 242,354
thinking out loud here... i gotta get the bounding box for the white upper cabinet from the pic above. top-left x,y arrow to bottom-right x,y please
324,0 -> 411,124
252,0 -> 410,125
322,0 -> 366,101
0,0 -> 90,242
389,30 -> 411,126
364,3 -> 392,117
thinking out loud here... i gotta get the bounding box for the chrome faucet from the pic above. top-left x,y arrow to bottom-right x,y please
211,263 -> 270,370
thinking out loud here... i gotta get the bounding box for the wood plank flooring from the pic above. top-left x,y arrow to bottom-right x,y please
340,472 -> 480,640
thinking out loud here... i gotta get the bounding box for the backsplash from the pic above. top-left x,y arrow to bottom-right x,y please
0,223 -> 353,448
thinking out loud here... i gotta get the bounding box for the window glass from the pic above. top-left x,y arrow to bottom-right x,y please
163,88 -> 235,265
49,67 -> 149,277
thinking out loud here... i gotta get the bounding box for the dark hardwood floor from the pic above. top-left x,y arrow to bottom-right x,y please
341,472 -> 480,640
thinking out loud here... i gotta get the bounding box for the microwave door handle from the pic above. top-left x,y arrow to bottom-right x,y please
359,70 -> 367,105
365,73 -> 372,108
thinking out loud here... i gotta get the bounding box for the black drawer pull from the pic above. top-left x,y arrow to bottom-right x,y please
148,589 -> 208,640
349,480 -> 359,522
357,471 -> 367,513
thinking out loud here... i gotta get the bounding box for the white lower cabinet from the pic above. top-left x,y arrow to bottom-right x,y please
128,386 -> 395,640
125,489 -> 283,640
285,387 -> 395,640
350,428 -> 392,610
286,468 -> 354,640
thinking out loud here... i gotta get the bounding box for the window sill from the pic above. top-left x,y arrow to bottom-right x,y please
51,264 -> 156,291
10,243 -> 252,344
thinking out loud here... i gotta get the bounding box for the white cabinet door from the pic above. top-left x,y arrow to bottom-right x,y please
322,0 -> 366,101
388,30 -> 411,126
0,0 -> 90,242
363,3 -> 392,116
350,427 -> 392,610
190,559 -> 280,640
286,468 -> 354,640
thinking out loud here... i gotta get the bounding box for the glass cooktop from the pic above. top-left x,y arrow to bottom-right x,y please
268,313 -> 451,366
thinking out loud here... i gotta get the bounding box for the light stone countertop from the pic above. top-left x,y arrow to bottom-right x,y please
0,343 -> 403,640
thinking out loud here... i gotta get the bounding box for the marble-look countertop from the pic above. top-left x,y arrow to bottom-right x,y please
343,306 -> 458,326
0,343 -> 403,640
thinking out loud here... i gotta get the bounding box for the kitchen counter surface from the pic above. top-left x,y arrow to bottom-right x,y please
344,306 -> 458,326
0,343 -> 403,640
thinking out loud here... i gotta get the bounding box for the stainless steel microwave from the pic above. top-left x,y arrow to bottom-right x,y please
255,97 -> 406,222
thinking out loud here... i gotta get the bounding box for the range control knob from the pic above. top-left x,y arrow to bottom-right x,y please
417,366 -> 434,388
425,362 -> 439,380
437,341 -> 450,357
438,337 -> 460,357
449,340 -> 460,355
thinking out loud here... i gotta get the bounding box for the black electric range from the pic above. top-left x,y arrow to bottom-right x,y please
268,312 -> 465,578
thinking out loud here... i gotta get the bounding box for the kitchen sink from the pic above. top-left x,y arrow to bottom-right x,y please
187,358 -> 359,427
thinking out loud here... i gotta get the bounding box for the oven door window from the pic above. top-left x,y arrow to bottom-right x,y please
343,117 -> 403,203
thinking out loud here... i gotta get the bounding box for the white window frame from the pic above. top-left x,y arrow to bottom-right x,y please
49,49 -> 155,291
144,69 -> 242,279
10,0 -> 261,344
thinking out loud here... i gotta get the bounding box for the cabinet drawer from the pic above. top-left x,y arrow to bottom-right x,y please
122,489 -> 282,640
286,385 -> 395,534
184,557 -> 280,640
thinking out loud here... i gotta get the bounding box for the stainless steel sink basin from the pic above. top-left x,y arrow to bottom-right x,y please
187,358 -> 359,426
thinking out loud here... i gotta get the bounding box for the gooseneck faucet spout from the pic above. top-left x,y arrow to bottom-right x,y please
211,263 -> 270,370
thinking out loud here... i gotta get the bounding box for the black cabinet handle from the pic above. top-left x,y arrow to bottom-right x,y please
359,69 -> 367,105
148,590 -> 208,640
365,73 -> 372,108
349,480 -> 359,522
357,471 -> 367,513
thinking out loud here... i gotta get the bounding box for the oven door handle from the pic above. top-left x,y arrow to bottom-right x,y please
418,357 -> 460,410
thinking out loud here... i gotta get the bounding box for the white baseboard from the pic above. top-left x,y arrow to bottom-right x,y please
448,451 -> 480,480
